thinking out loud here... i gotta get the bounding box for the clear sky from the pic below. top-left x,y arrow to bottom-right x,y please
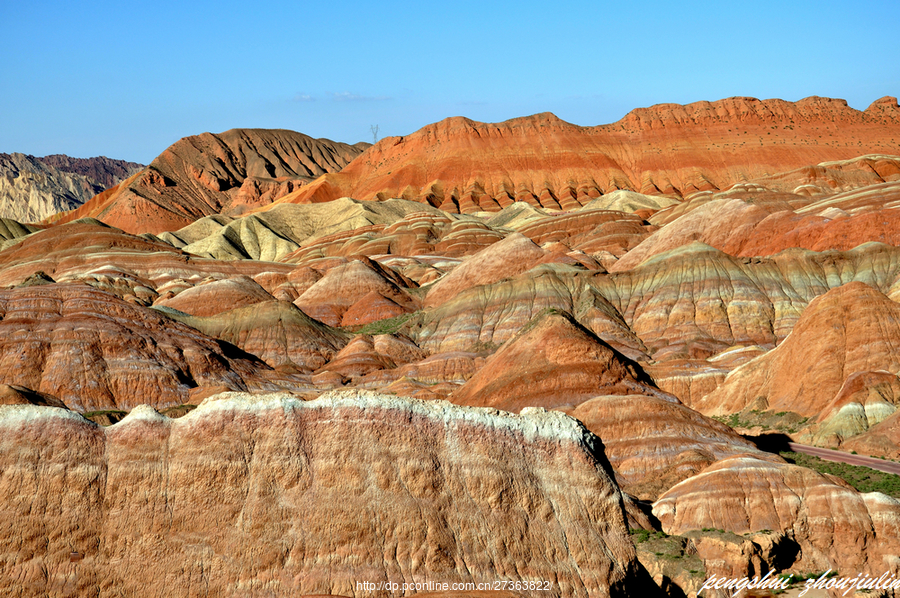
1,0 -> 897,164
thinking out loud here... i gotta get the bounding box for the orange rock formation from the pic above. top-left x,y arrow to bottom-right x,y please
5,96 -> 900,595
653,455 -> 900,575
52,129 -> 367,234
280,96 -> 900,213
451,311 -> 661,412
0,391 -> 650,597
696,282 -> 900,421
0,283 -> 295,411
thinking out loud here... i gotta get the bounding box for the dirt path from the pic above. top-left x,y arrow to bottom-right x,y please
786,442 -> 900,475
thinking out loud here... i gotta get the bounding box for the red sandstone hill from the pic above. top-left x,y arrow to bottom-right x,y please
0,283 -> 296,411
451,310 -> 662,412
52,129 -> 368,234
611,159 -> 900,271
0,391 -> 649,597
274,96 -> 900,213
693,281 -> 900,456
653,454 -> 900,576
49,97 -> 900,235
5,114 -> 900,592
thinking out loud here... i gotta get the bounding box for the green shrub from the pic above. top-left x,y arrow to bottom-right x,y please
780,451 -> 900,498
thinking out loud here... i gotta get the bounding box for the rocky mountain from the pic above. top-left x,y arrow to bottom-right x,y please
0,152 -> 142,222
0,391 -> 654,598
53,129 -> 369,234
695,281 -> 900,448
167,299 -> 351,372
653,454 -> 900,575
451,310 -> 662,412
35,154 -> 143,189
278,96 -> 900,211
4,95 -> 900,596
0,282 -> 302,411
49,96 -> 900,236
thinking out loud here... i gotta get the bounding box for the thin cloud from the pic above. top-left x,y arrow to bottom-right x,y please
331,91 -> 392,102
293,93 -> 316,102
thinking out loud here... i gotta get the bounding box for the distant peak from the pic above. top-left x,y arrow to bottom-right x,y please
410,112 -> 575,140
867,96 -> 899,110
617,94 -> 873,129
796,96 -> 849,106
501,111 -> 569,125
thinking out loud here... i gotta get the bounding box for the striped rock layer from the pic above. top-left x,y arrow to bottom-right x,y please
53,129 -> 367,234
280,96 -> 900,212
0,391 -> 650,598
653,455 -> 900,575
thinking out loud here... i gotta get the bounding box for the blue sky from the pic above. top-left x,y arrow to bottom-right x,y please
1,0 -> 897,164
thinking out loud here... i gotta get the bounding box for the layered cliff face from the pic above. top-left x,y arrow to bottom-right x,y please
6,97 -> 900,593
0,391 -> 649,598
450,311 -> 661,412
0,153 -> 142,222
696,282 -> 900,426
278,96 -> 900,211
613,167 -> 900,271
53,129 -> 368,234
0,283 -> 296,411
653,455 -> 900,575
